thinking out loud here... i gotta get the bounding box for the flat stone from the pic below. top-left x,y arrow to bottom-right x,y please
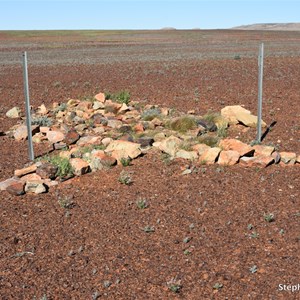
6,107 -> 21,118
253,145 -> 275,157
218,150 -> 240,166
152,135 -> 182,157
240,155 -> 274,168
105,140 -> 142,159
19,173 -> 42,182
90,150 -> 117,171
70,158 -> 90,176
76,136 -> 102,147
25,181 -> 47,194
119,103 -> 130,113
46,130 -> 65,144
199,147 -> 221,164
107,119 -> 123,129
101,137 -> 113,147
175,150 -> 198,160
77,101 -> 93,111
93,101 -> 105,110
219,138 -> 254,156
280,152 -> 297,164
14,164 -> 37,177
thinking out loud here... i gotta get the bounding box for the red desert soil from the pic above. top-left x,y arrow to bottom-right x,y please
0,30 -> 299,299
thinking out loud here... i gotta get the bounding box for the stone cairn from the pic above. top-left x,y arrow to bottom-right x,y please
1,92 -> 299,196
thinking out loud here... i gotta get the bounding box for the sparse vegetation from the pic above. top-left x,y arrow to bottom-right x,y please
167,277 -> 182,293
264,213 -> 275,223
141,107 -> 161,121
136,198 -> 149,209
106,90 -> 131,105
48,155 -> 74,178
118,171 -> 132,185
31,116 -> 53,127
168,115 -> 197,133
120,157 -> 132,167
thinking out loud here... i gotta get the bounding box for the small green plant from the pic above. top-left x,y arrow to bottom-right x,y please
264,213 -> 275,223
142,225 -> 155,233
58,196 -> 75,209
234,55 -> 241,60
167,277 -> 182,293
249,231 -> 259,239
249,265 -> 258,274
106,91 -> 131,105
118,171 -> 132,185
136,198 -> 149,209
169,115 -> 197,133
213,283 -> 223,290
48,155 -> 74,178
161,153 -> 172,165
31,116 -> 53,127
54,102 -> 67,112
197,134 -> 219,147
217,124 -> 228,138
247,224 -> 254,230
120,157 -> 132,167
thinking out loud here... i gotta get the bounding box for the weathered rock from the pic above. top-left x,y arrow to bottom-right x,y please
191,143 -> 210,156
119,103 -> 130,113
151,117 -> 163,126
36,162 -> 58,179
77,101 -> 93,111
221,105 -> 266,127
152,136 -> 182,157
175,150 -> 198,160
240,156 -> 274,168
107,119 -> 123,129
219,138 -> 254,156
119,125 -> 133,134
101,137 -> 113,147
90,150 -> 117,171
67,99 -> 80,107
76,136 -> 101,147
14,164 -> 37,177
93,101 -> 105,110
92,114 -> 107,126
53,142 -> 67,150
296,155 -> 300,164
133,123 -> 145,133
70,158 -> 90,176
253,145 -> 274,157
94,92 -> 106,103
136,137 -> 154,148
37,104 -> 48,115
105,140 -> 142,159
25,181 -> 47,194
13,125 -> 39,141
280,152 -> 297,164
40,126 -> 50,133
218,150 -> 240,166
271,151 -> 281,164
64,129 -> 80,145
46,130 -> 65,144
4,179 -> 25,196
153,132 -> 166,142
199,147 -> 221,164
19,173 -> 42,182
6,107 -> 21,118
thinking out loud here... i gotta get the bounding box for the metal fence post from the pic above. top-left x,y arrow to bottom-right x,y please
22,51 -> 34,161
256,43 -> 264,143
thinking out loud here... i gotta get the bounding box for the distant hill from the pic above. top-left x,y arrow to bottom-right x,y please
232,23 -> 300,31
160,27 -> 177,31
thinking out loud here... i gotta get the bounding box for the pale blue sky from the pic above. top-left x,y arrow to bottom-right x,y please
0,0 -> 299,30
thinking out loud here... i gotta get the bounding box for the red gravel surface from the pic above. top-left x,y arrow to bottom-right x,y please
0,30 -> 299,299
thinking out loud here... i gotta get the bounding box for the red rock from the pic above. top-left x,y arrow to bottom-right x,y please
19,173 -> 42,182
199,147 -> 221,164
219,138 -> 254,156
218,150 -> 240,166
70,158 -> 90,176
133,123 -> 144,133
14,164 -> 37,177
36,162 -> 58,179
5,179 -> 25,196
76,136 -> 102,147
77,101 -> 92,111
105,140 -> 142,159
280,152 -> 297,164
253,145 -> 274,157
46,130 -> 65,144
94,92 -> 106,103
240,156 -> 274,168
14,125 -> 39,141
64,129 -> 80,145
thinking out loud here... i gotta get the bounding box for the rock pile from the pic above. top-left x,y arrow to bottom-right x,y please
1,92 -> 299,195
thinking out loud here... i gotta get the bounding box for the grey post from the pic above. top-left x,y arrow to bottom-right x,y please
22,51 -> 34,161
256,43 -> 264,143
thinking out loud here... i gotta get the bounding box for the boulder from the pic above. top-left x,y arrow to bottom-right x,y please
76,136 -> 102,147
6,107 -> 21,118
253,145 -> 274,157
69,158 -> 90,176
64,129 -> 80,145
240,156 -> 274,168
219,138 -> 254,157
218,150 -> 240,166
152,136 -> 182,157
36,162 -> 58,179
90,150 -> 117,171
46,130 -> 65,144
14,125 -> 39,141
94,92 -> 106,103
175,150 -> 198,160
199,147 -> 221,164
221,105 -> 266,127
280,152 -> 297,164
25,181 -> 47,194
105,140 -> 142,159
192,144 -> 210,156
1,178 -> 25,196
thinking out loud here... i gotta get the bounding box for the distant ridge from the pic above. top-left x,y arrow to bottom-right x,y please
232,23 -> 300,31
160,27 -> 177,31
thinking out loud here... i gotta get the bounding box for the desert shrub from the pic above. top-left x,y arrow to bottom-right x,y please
31,116 -> 53,127
169,116 -> 197,133
197,134 -> 219,147
141,107 -> 161,121
48,156 -> 74,178
202,111 -> 220,124
106,91 -> 131,105
54,103 -> 67,113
